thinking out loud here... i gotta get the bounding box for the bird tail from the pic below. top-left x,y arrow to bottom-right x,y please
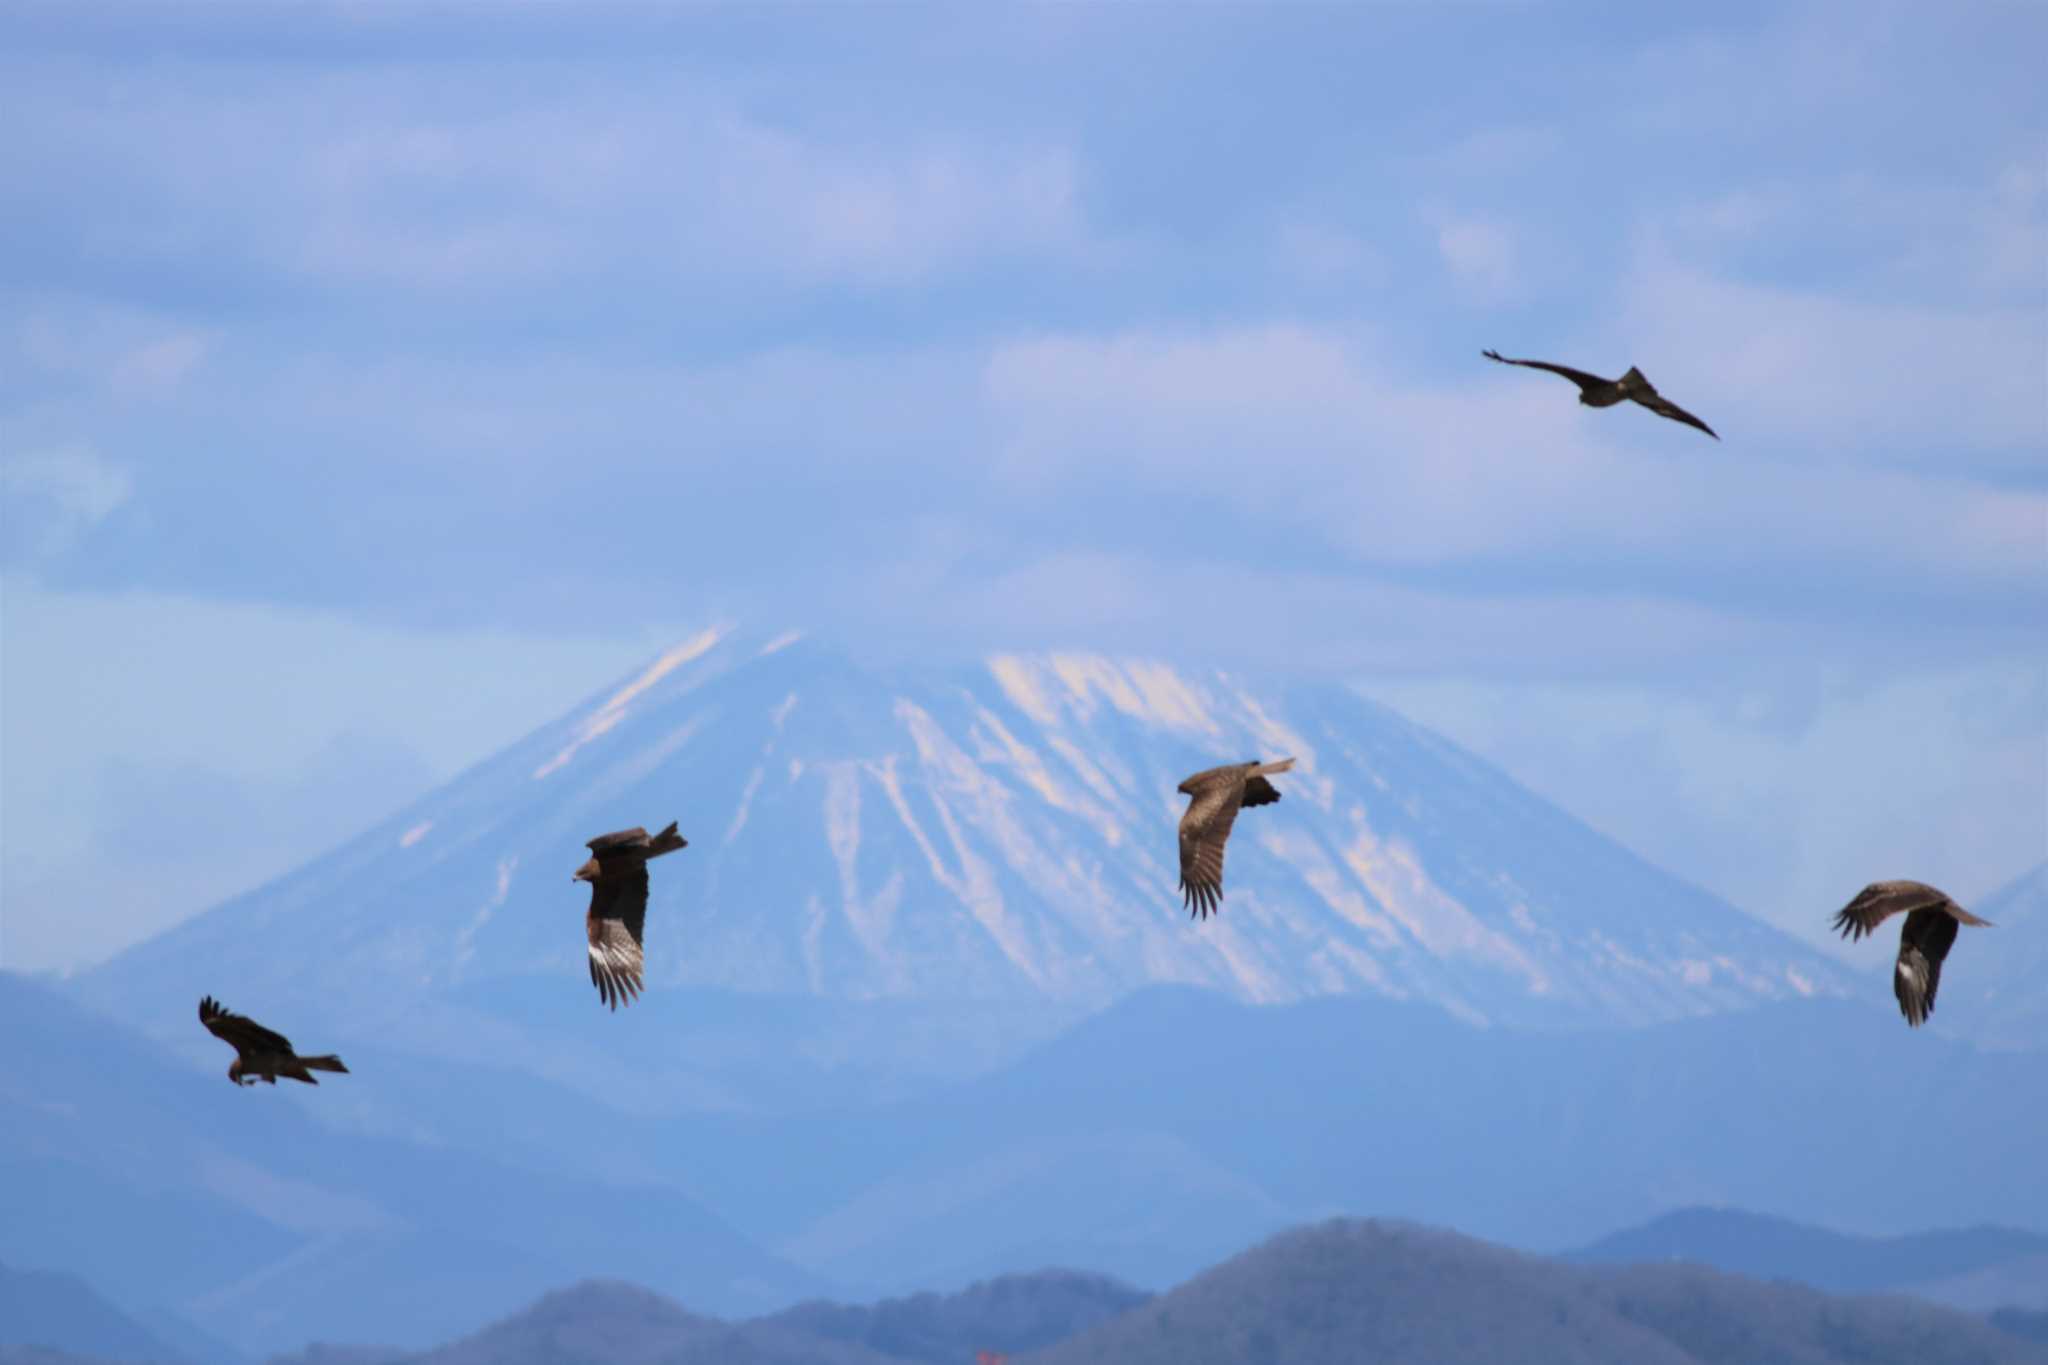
300,1054 -> 349,1074
648,821 -> 688,858
1250,757 -> 1296,778
1619,366 -> 1649,391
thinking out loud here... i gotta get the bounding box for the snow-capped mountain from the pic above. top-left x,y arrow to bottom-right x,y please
83,627 -> 1847,1041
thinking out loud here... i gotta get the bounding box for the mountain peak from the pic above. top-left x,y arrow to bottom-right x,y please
84,634 -> 1848,1044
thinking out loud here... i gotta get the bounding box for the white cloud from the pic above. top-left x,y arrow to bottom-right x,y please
1270,220 -> 1385,287
0,576 -> 677,970
1616,254 -> 2046,461
1362,662 -> 2048,951
1432,216 -> 1517,298
1425,124 -> 1563,180
113,331 -> 212,396
977,321 -> 2046,592
14,304 -> 213,399
7,58 -> 1087,294
0,447 -> 134,558
835,544 -> 1904,680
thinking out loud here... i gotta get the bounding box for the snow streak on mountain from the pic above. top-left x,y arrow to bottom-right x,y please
87,628 -> 1847,1033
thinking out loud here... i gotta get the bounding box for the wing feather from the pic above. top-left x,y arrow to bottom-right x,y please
1830,880 -> 1953,941
1178,782 -> 1246,920
1481,349 -> 1609,392
198,996 -> 295,1057
1894,907 -> 1962,1027
586,865 -> 650,1010
1631,390 -> 1720,440
1241,775 -> 1283,808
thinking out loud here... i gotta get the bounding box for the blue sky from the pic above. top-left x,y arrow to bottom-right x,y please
2,0 -> 2042,970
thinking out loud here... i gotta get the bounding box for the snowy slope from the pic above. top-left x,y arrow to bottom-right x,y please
82,628 -> 1848,1048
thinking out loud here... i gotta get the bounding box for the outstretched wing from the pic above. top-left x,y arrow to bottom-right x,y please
198,996 -> 294,1057
586,865 -> 650,1010
1830,880 -> 1953,942
1894,906 -> 1962,1027
1630,389 -> 1720,440
1178,780 -> 1247,920
1481,349 -> 1608,393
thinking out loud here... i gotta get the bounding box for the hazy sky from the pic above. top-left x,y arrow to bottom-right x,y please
3,1 -> 2042,971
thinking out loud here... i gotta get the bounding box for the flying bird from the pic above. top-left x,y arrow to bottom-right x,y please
198,996 -> 348,1086
1176,758 -> 1296,919
1481,349 -> 1719,439
1829,880 -> 1993,1027
575,821 -> 687,1010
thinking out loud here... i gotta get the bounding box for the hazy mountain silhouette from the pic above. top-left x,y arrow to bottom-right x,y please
0,975 -> 820,1359
1027,1219 -> 2048,1365
262,1349 -> 407,1365
17,637 -> 2044,1352
350,1271 -> 1142,1365
0,1261 -> 193,1365
250,1222 -> 2048,1365
10,969 -> 2047,1354
1570,1207 -> 2048,1310
401,1281 -> 722,1365
1939,863 -> 2047,1052
761,1270 -> 1148,1361
718,987 -> 2048,1294
1994,1312 -> 2048,1346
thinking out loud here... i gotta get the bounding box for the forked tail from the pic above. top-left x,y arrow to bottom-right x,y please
649,821 -> 688,858
301,1054 -> 349,1073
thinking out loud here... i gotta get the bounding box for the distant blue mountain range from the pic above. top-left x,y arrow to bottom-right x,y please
14,1220 -> 2047,1365
1569,1207 -> 2048,1309
5,972 -> 2044,1358
7,638 -> 2041,1356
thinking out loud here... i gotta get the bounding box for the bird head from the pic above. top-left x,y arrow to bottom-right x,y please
572,855 -> 601,883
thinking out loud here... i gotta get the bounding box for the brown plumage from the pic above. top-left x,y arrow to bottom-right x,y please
1482,349 -> 1719,439
1829,880 -> 1993,1027
575,821 -> 687,1010
1175,758 -> 1295,919
198,996 -> 348,1086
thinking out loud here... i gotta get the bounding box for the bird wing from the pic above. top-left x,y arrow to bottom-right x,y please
1830,880 -> 1954,941
1481,350 -> 1609,393
1894,906 -> 1963,1027
586,826 -> 652,854
198,996 -> 294,1057
1241,774 -> 1284,808
586,864 -> 650,1010
1177,780 -> 1247,920
1629,388 -> 1720,440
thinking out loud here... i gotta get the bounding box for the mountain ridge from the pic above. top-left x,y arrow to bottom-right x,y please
1568,1206 -> 2048,1308
203,1221 -> 2048,1365
77,630 -> 1856,1073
